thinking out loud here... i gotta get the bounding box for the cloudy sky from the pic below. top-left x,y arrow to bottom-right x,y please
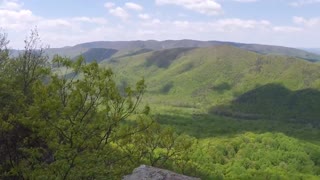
1,0 -> 320,49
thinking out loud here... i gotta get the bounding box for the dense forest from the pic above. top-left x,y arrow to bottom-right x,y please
1,30 -> 320,179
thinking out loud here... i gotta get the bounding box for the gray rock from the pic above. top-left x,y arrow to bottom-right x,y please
123,165 -> 200,180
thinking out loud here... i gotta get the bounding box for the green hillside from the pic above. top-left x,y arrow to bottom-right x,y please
103,46 -> 320,123
100,46 -> 320,178
45,46 -> 89,59
214,84 -> 320,124
37,40 -> 320,62
88,40 -> 320,61
232,43 -> 320,62
73,48 -> 118,63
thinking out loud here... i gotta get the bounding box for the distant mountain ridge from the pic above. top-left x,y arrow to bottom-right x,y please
33,40 -> 320,62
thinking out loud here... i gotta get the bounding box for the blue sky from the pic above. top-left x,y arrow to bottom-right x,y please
1,0 -> 320,48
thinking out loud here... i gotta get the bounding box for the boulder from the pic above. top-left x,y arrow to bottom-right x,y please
123,165 -> 200,180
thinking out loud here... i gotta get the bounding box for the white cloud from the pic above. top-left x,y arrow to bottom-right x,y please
138,13 -> 151,20
104,2 -> 130,20
108,7 -> 129,20
140,18 -> 271,34
213,18 -> 270,31
272,26 -> 302,32
0,9 -> 40,31
134,17 -> 315,47
234,0 -> 258,2
0,0 -> 109,48
293,16 -> 320,27
173,20 -> 190,28
125,2 -> 143,11
290,0 -> 320,7
72,17 -> 107,25
104,2 -> 115,9
40,19 -> 71,28
155,0 -> 222,16
0,0 -> 39,32
0,0 -> 22,10
140,18 -> 161,27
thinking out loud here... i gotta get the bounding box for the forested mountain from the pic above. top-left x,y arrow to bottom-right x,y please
101,45 -> 320,179
1,32 -> 320,179
41,40 -> 320,62
72,48 -> 118,63
104,46 -> 320,124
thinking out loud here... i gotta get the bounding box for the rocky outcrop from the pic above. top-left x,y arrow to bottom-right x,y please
123,165 -> 200,180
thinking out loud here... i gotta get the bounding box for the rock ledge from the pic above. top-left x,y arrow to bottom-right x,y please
123,165 -> 200,180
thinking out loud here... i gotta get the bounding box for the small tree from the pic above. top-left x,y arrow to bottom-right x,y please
0,29 -> 49,179
25,56 -> 147,179
0,30 -> 197,179
0,30 -> 9,63
116,117 -> 197,174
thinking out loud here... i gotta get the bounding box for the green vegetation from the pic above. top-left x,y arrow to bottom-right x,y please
233,43 -> 320,62
49,39 -> 320,62
105,46 -> 320,123
213,84 -> 320,123
73,48 -> 118,63
102,45 -> 320,178
0,31 -> 194,179
145,47 -> 194,68
195,132 -> 320,179
1,31 -> 320,179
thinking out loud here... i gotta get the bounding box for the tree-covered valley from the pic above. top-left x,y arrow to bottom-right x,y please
1,31 -> 320,179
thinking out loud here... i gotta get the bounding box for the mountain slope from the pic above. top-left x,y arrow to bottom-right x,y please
213,84 -> 320,123
103,45 -> 320,123
74,40 -> 320,62
30,40 -> 320,62
73,48 -> 118,63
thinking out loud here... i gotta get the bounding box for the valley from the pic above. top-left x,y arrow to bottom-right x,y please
2,37 -> 320,179
2,0 -> 320,179
78,41 -> 320,178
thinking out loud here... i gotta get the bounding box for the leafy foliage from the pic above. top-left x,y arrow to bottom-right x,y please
193,132 -> 320,179
0,31 -> 197,179
28,55 -> 147,178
